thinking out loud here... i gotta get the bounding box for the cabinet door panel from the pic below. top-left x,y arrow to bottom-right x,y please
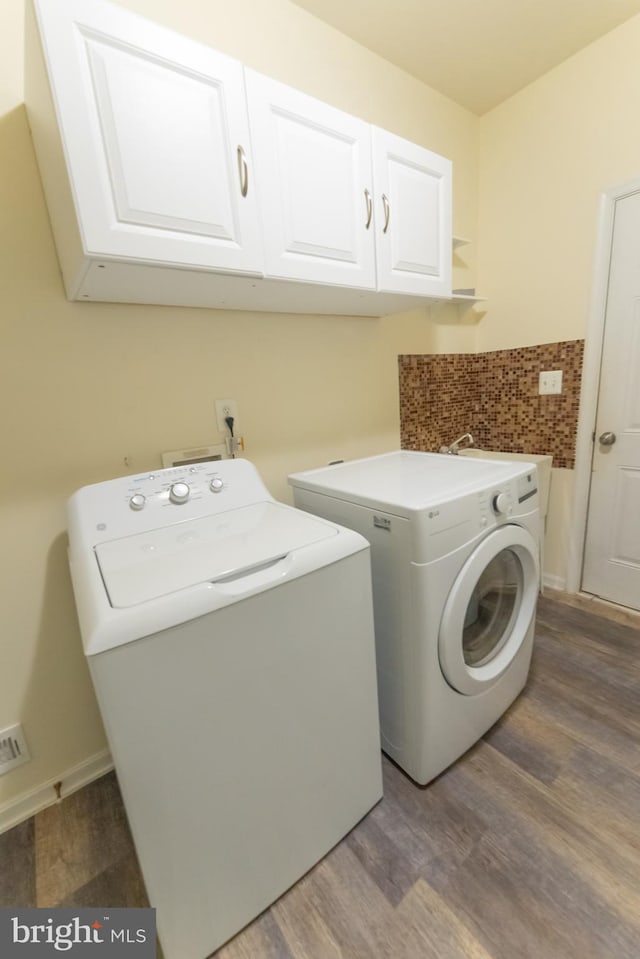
34,0 -> 263,273
373,128 -> 451,297
87,40 -> 235,238
246,71 -> 376,289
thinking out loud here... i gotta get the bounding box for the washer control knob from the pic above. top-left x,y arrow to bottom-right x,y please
210,477 -> 224,493
492,492 -> 510,514
129,493 -> 146,511
169,482 -> 190,504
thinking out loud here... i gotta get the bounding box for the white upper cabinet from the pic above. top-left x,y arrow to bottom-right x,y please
26,0 -> 453,315
372,128 -> 452,298
245,71 -> 376,290
29,0 -> 263,285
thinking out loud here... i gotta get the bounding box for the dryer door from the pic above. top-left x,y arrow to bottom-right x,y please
438,525 -> 539,695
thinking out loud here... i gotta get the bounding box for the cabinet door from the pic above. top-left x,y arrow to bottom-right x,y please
245,70 -> 376,289
33,0 -> 263,274
372,128 -> 451,297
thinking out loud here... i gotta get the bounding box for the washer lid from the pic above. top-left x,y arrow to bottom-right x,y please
95,502 -> 337,608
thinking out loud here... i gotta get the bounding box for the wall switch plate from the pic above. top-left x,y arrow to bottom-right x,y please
539,370 -> 563,395
215,399 -> 239,434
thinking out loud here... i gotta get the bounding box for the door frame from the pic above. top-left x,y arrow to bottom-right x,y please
567,175 -> 640,593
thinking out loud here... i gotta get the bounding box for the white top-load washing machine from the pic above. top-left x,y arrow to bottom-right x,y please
67,458 -> 382,959
289,451 -> 540,786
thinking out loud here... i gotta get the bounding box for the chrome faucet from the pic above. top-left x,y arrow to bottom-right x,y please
439,432 -> 474,455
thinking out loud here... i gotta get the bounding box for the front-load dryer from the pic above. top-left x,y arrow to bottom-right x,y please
289,450 -> 540,786
67,458 -> 382,959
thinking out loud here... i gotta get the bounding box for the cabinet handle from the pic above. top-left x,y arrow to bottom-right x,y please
364,189 -> 373,229
382,193 -> 390,233
237,145 -> 249,197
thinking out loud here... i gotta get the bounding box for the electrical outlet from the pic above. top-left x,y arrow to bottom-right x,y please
538,370 -> 563,395
215,399 -> 239,434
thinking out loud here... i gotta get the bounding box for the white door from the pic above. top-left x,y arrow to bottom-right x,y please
439,526 -> 539,695
245,70 -> 376,288
372,127 -> 452,297
582,191 -> 640,608
34,0 -> 263,273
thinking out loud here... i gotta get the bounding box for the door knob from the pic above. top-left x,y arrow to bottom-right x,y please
598,431 -> 616,446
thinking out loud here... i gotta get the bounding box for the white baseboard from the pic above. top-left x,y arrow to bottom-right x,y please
542,572 -> 567,592
0,750 -> 113,836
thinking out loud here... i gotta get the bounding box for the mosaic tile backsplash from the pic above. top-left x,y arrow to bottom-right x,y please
399,340 -> 584,469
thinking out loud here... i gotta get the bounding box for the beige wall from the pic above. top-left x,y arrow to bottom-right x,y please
0,0 -> 477,814
477,12 -> 640,352
476,12 -> 640,585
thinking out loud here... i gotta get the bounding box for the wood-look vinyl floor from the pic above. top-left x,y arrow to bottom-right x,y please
1,594 -> 639,958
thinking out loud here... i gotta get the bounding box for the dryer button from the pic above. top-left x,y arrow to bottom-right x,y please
129,493 -> 146,511
492,492 -> 510,514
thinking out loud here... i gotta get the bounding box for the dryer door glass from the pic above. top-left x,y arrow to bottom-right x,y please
438,524 -> 539,695
462,548 -> 522,666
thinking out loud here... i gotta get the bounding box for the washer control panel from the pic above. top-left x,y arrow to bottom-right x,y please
477,471 -> 538,528
491,491 -> 512,515
69,459 -> 274,548
479,484 -> 511,526
125,463 -> 229,512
